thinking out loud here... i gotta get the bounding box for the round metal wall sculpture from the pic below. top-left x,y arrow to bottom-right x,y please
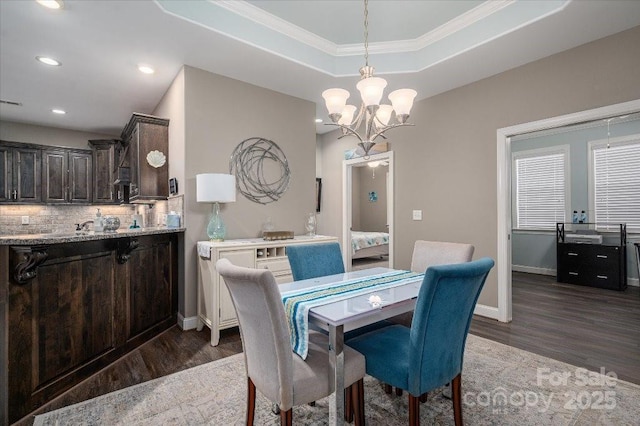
229,137 -> 290,204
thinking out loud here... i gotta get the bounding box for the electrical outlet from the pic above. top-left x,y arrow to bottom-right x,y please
21,215 -> 30,225
412,210 -> 422,221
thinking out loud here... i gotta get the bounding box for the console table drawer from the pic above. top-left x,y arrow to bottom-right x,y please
257,258 -> 291,275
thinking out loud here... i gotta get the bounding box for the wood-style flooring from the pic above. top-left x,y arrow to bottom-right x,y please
15,272 -> 640,425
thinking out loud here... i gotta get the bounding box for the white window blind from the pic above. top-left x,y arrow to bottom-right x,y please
591,138 -> 640,232
514,149 -> 567,230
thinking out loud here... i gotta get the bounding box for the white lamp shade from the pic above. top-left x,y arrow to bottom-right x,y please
196,173 -> 236,203
322,88 -> 350,114
375,105 -> 394,126
356,77 -> 387,107
388,89 -> 417,116
338,105 -> 357,125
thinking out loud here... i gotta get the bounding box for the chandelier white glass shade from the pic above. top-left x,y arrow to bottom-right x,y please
196,173 -> 236,242
321,0 -> 417,157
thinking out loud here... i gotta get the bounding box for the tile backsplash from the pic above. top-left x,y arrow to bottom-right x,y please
0,195 -> 183,235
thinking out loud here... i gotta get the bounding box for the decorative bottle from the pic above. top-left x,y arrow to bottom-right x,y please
580,210 -> 587,224
94,208 -> 104,232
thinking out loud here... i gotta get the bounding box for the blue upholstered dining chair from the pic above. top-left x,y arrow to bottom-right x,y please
215,258 -> 365,426
286,242 -> 345,281
347,257 -> 495,426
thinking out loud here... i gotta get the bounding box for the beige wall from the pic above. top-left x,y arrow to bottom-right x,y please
176,66 -> 316,320
153,68 -> 187,315
0,121 -> 116,148
319,25 -> 640,308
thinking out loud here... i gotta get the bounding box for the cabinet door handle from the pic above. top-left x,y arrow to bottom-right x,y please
12,189 -> 17,200
596,275 -> 608,279
596,255 -> 608,259
567,252 -> 578,256
568,272 -> 579,276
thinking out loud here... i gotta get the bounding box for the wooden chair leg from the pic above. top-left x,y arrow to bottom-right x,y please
357,379 -> 365,425
345,386 -> 353,422
349,379 -> 366,425
452,373 -> 463,426
408,394 -> 420,426
246,378 -> 256,426
384,383 -> 392,394
280,408 -> 292,426
419,392 -> 428,403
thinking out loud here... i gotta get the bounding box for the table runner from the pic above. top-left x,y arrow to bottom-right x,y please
281,270 -> 424,359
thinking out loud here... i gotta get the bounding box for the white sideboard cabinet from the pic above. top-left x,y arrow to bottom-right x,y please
197,235 -> 339,346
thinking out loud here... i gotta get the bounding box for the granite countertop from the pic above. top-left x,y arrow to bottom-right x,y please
0,227 -> 186,245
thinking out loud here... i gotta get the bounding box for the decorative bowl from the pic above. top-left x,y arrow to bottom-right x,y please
102,216 -> 121,233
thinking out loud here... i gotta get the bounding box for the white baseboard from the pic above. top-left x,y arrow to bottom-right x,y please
474,304 -> 500,320
512,265 -> 556,276
178,314 -> 199,330
628,277 -> 639,287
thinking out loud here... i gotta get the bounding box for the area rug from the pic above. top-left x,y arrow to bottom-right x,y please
34,335 -> 640,425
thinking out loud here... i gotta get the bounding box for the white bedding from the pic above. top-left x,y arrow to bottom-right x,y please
351,231 -> 389,255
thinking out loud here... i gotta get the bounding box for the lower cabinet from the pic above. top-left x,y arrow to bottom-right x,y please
197,236 -> 338,346
556,243 -> 626,290
0,232 -> 180,425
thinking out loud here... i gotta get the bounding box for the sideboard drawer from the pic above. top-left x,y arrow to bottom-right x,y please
257,258 -> 291,275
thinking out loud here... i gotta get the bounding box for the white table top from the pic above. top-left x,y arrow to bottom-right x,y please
279,267 -> 424,331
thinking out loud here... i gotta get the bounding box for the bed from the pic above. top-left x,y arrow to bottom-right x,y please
351,231 -> 389,259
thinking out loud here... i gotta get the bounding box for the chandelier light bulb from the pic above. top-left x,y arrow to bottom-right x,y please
356,77 -> 387,107
322,88 -> 350,116
375,105 -> 393,126
388,89 -> 417,117
339,105 -> 357,126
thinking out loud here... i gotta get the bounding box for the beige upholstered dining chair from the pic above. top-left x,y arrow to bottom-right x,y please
215,258 -> 366,425
410,240 -> 475,273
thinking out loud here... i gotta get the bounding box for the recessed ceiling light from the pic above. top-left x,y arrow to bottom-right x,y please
52,109 -> 66,114
315,118 -> 323,123
36,0 -> 64,9
138,65 -> 155,74
36,56 -> 61,66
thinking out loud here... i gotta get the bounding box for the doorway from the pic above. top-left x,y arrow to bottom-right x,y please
496,99 -> 640,322
342,151 -> 394,271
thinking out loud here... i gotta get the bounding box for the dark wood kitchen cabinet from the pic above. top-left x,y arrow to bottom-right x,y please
0,141 -> 41,203
121,113 -> 169,203
0,231 -> 181,425
42,148 -> 93,203
89,139 -> 121,204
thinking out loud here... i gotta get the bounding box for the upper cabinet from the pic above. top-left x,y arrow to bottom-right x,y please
89,139 -> 121,204
0,142 -> 41,203
121,113 -> 169,203
42,148 -> 93,204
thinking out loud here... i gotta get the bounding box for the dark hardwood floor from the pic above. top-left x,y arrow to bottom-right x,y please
15,272 -> 640,425
470,272 -> 640,385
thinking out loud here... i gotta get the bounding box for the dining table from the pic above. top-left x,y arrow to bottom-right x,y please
279,267 -> 425,426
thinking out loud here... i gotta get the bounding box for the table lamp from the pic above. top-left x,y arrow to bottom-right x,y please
196,173 -> 236,241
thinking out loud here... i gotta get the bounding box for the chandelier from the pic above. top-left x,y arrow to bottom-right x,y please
322,0 -> 417,157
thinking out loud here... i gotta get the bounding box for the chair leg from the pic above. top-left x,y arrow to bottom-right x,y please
419,392 -> 428,403
408,394 -> 420,426
345,386 -> 353,422
357,379 -> 365,425
452,373 -> 463,426
384,383 -> 392,394
280,408 -> 292,426
246,378 -> 256,426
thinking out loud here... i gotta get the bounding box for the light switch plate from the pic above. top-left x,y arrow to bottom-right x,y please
412,210 -> 422,221
21,215 -> 29,225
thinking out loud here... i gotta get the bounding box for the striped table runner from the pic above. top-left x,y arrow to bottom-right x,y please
281,270 -> 424,359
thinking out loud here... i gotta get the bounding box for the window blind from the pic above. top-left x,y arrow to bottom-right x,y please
515,151 -> 567,230
592,140 -> 640,232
